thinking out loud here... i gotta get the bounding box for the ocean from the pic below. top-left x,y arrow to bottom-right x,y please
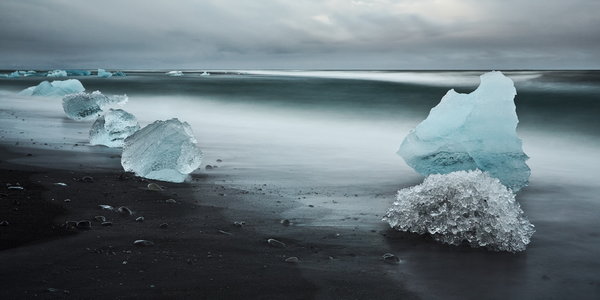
1,70 -> 599,298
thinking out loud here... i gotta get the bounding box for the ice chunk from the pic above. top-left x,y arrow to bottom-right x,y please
62,91 -> 128,120
166,71 -> 183,76
398,71 -> 530,191
97,69 -> 112,78
121,118 -> 203,183
200,71 -> 210,76
89,109 -> 140,147
66,70 -> 91,76
383,170 -> 535,252
112,71 -> 126,77
18,79 -> 85,97
47,70 -> 67,77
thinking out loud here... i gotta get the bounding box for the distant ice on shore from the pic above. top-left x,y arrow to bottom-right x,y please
18,79 -> 85,97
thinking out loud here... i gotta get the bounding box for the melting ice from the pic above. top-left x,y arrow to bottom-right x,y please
398,71 -> 530,191
62,91 -> 128,120
89,109 -> 140,147
383,170 -> 535,252
19,79 -> 85,97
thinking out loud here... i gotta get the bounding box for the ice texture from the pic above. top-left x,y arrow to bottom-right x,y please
18,79 -> 85,97
89,109 -> 140,147
47,70 -> 67,77
121,118 -> 203,183
166,71 -> 183,76
62,91 -> 128,120
383,170 -> 535,252
112,71 -> 126,77
398,71 -> 530,191
66,70 -> 91,76
97,69 -> 112,78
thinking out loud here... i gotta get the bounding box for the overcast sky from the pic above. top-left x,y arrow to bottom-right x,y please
0,0 -> 598,70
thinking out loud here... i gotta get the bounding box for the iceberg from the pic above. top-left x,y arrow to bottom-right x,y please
398,71 -> 530,191
383,170 -> 535,252
97,69 -> 112,78
166,71 -> 183,77
89,109 -> 140,147
47,70 -> 67,77
18,79 -> 85,97
66,70 -> 92,76
121,118 -> 203,183
62,91 -> 128,121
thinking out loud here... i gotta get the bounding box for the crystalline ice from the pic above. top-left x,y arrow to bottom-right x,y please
47,70 -> 67,77
200,71 -> 210,76
18,79 -> 85,97
112,71 -> 126,77
121,118 -> 203,183
97,69 -> 112,78
166,71 -> 183,76
62,91 -> 128,121
398,71 -> 530,191
89,109 -> 140,147
66,70 -> 91,76
383,170 -> 535,252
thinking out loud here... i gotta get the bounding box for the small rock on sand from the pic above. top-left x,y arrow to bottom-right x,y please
81,176 -> 94,183
117,206 -> 133,216
135,216 -> 145,222
267,238 -> 286,248
133,240 -> 154,247
285,257 -> 299,263
101,221 -> 113,226
94,216 -> 106,222
159,223 -> 169,229
147,183 -> 163,191
165,199 -> 177,204
382,253 -> 400,264
76,220 -> 92,230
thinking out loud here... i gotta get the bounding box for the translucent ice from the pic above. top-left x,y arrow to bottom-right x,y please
112,71 -> 126,77
89,109 -> 140,147
166,71 -> 183,76
18,79 -> 85,97
62,91 -> 128,120
97,69 -> 112,78
47,70 -> 67,77
66,70 -> 91,76
383,170 -> 535,252
398,71 -> 530,191
121,119 -> 203,183
200,71 -> 210,76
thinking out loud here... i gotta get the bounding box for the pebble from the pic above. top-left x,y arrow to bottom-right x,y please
135,216 -> 145,222
64,199 -> 71,203
65,221 -> 77,228
76,220 -> 92,230
94,216 -> 106,222
205,165 -> 213,170
0,220 -> 9,226
159,223 -> 169,229
233,221 -> 246,227
117,206 -> 133,216
382,253 -> 400,264
133,239 -> 154,247
81,176 -> 94,183
147,183 -> 163,191
285,256 -> 299,263
216,159 -> 223,163
101,221 -> 113,226
165,199 -> 177,204
280,219 -> 291,226
267,238 -> 286,248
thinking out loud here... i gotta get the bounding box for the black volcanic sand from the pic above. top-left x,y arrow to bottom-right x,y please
0,147 -> 417,300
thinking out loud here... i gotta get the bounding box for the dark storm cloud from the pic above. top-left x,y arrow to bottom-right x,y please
0,0 -> 598,69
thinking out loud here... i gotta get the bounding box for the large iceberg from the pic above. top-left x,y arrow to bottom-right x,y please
47,70 -> 67,77
121,118 -> 203,183
383,170 -> 535,252
97,69 -> 112,78
398,71 -> 530,191
18,79 -> 85,97
62,91 -> 128,121
89,109 -> 140,147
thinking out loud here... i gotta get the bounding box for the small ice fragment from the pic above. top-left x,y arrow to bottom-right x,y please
135,216 -> 145,222
66,70 -> 91,76
89,109 -> 140,148
166,70 -> 183,76
121,119 -> 203,183
19,79 -> 85,97
99,204 -> 114,211
47,70 -> 67,77
112,71 -> 127,77
7,185 -> 24,190
146,183 -> 163,191
285,257 -> 299,263
200,71 -> 210,76
54,182 -> 68,186
62,91 -> 128,121
398,71 -> 530,191
97,69 -> 112,78
383,170 -> 535,252
382,253 -> 400,264
165,199 -> 177,204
